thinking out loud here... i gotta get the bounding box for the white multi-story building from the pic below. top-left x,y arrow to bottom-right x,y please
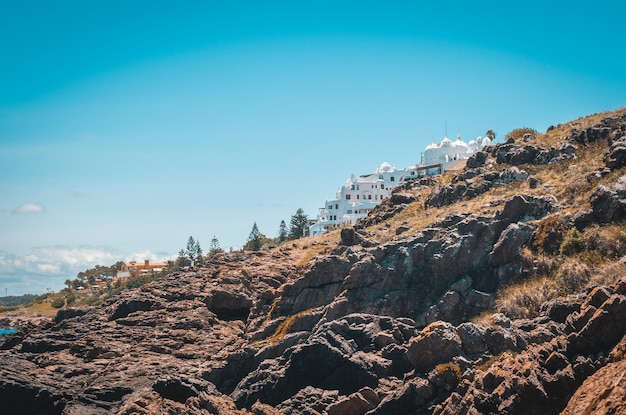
309,162 -> 422,235
309,134 -> 492,235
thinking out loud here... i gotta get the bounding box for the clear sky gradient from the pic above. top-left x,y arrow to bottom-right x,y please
1,1 -> 625,295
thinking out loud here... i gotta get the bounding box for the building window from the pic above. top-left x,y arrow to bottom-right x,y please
381,184 -> 385,189
357,185 -> 360,190
390,177 -> 395,182
328,205 -> 332,210
357,195 -> 360,199
347,210 -> 353,214
411,171 -> 415,175
346,194 -> 351,200
335,204 -> 338,209
379,175 -> 383,179
351,185 -> 355,190
368,194 -> 372,200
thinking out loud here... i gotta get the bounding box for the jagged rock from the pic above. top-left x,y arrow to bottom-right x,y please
368,377 -> 434,415
54,307 -> 89,323
590,175 -> 626,223
276,387 -> 339,415
232,332 -> 378,407
466,150 -> 488,168
489,222 -> 535,266
407,321 -> 463,373
605,135 -> 626,169
341,227 -> 359,246
570,294 -> 626,355
251,401 -> 284,415
0,356 -> 67,415
425,168 -> 529,208
497,194 -> 559,224
108,297 -> 156,320
204,289 -> 253,320
152,376 -> 209,403
490,143 -> 576,165
389,192 -> 417,205
326,387 -> 380,415
277,255 -> 354,315
587,167 -> 612,183
561,359 -> 626,415
569,126 -> 613,144
541,298 -> 581,323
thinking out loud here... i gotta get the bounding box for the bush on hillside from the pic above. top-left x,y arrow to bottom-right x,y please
504,127 -> 539,142
533,215 -> 569,254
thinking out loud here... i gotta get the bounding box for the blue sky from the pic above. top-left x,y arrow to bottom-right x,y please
1,1 -> 625,295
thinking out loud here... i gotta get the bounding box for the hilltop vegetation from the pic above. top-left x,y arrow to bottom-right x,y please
1,108 -> 626,415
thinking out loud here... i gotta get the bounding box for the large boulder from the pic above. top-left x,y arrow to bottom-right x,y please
605,135 -> 626,170
204,289 -> 253,320
489,222 -> 535,266
590,175 -> 626,223
108,297 -> 156,321
406,322 -> 463,373
497,194 -> 559,224
232,330 -> 378,407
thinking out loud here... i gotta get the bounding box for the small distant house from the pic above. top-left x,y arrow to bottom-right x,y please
117,260 -> 168,279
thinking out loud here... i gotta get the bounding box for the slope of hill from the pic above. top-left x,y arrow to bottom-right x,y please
1,108 -> 626,415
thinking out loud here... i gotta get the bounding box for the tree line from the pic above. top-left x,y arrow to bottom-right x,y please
244,208 -> 308,251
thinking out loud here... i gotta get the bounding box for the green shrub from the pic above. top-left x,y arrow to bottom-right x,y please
560,228 -> 584,256
125,274 -> 156,289
51,298 -> 65,309
533,215 -> 569,254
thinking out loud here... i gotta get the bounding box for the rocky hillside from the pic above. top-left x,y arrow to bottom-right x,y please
2,108 -> 626,415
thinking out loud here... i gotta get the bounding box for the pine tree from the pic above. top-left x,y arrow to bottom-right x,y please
288,208 -> 309,240
177,249 -> 190,267
209,235 -> 224,256
278,220 -> 288,243
186,236 -> 197,266
245,222 -> 265,251
180,236 -> 202,267
195,242 -> 203,266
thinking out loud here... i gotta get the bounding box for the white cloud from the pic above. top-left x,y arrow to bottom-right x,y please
0,246 -> 174,295
12,202 -> 46,214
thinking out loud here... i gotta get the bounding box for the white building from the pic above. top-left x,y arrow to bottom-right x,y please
309,134 -> 492,235
309,162 -> 425,235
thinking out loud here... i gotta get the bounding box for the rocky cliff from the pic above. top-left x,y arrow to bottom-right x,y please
2,108 -> 626,415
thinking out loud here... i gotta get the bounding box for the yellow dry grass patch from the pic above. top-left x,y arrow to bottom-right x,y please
254,308 -> 315,347
529,106 -> 626,148
22,302 -> 59,318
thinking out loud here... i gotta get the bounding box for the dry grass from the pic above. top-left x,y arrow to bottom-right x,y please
22,302 -> 59,318
532,106 -> 626,148
582,224 -> 626,259
554,258 -> 591,293
254,308 -> 315,347
495,276 -> 561,319
591,261 -> 626,287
